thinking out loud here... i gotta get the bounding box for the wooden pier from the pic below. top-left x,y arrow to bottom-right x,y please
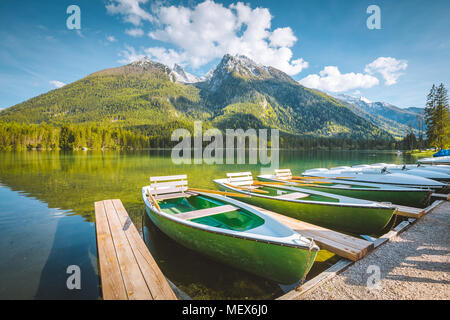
431,192 -> 450,201
249,205 -> 374,261
277,200 -> 446,300
393,204 -> 425,218
95,199 -> 177,300
93,195 -> 446,300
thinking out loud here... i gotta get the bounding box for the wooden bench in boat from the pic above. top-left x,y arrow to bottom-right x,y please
95,199 -> 177,300
149,175 -> 188,197
175,204 -> 239,220
226,172 -> 254,186
275,169 -> 292,180
248,204 -> 374,261
275,192 -> 310,200
148,175 -> 192,201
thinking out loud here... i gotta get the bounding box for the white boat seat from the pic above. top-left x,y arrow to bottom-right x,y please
275,192 -> 310,200
175,205 -> 239,220
332,184 -> 352,189
154,191 -> 198,201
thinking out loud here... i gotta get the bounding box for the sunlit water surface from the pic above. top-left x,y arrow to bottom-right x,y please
0,150 -> 417,299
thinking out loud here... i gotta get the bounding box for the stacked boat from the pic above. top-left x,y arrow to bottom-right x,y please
418,156 -> 450,165
259,169 -> 432,208
141,162 -> 448,285
215,172 -> 396,235
303,166 -> 447,190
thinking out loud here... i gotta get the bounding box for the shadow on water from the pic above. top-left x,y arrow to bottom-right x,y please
141,211 -> 284,300
34,215 -> 99,299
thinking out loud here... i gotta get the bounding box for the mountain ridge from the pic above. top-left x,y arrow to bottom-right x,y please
334,94 -> 424,133
0,54 -> 393,142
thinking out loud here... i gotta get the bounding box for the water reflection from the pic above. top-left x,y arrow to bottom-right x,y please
0,150 -> 413,299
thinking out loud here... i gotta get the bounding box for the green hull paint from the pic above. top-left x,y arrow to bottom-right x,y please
297,186 -> 429,208
258,177 -> 430,208
144,201 -> 318,284
219,185 -> 394,235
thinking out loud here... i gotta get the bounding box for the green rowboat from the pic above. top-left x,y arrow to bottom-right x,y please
214,172 -> 396,235
142,175 -> 319,284
258,169 -> 432,208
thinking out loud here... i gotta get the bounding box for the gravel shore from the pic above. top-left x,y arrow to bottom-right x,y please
300,201 -> 450,300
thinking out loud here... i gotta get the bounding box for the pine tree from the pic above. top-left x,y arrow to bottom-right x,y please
433,83 -> 450,149
424,84 -> 437,147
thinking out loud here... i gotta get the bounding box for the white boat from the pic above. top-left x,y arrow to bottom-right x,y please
418,156 -> 450,165
258,170 -> 432,207
303,168 -> 446,189
353,163 -> 450,181
370,163 -> 450,174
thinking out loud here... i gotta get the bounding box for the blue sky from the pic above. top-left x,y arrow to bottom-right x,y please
0,0 -> 449,109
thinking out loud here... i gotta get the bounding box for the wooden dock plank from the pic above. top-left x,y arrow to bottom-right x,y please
277,259 -> 353,300
102,200 -> 153,300
95,199 -> 177,300
393,205 -> 425,218
94,201 -> 128,300
249,205 -> 373,261
431,193 -> 450,201
111,199 -> 177,300
276,199 -> 446,300
424,200 -> 445,214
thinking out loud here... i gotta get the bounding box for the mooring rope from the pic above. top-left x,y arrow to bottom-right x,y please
390,208 -> 399,231
297,238 -> 314,291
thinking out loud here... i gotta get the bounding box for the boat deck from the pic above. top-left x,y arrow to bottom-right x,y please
95,199 -> 177,300
248,205 -> 374,261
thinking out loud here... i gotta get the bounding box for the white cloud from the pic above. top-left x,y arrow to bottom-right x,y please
49,80 -> 66,88
364,57 -> 407,85
106,0 -> 154,26
299,66 -> 379,92
111,0 -> 308,75
269,27 -> 297,47
118,46 -> 146,64
125,28 -> 144,37
106,36 -> 117,42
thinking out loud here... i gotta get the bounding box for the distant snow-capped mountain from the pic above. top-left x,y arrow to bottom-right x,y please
130,57 -> 200,84
171,64 -> 200,83
334,94 -> 424,127
203,54 -> 295,91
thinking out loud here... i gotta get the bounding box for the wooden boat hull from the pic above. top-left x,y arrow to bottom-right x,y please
287,186 -> 429,208
258,176 -> 431,207
216,183 -> 395,235
418,156 -> 450,165
143,191 -> 318,284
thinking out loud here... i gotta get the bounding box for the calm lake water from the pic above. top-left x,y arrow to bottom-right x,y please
0,150 -> 418,300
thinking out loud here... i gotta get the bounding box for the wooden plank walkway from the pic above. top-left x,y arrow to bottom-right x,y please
277,200 -> 446,300
393,204 -> 425,218
95,199 -> 177,300
431,193 -> 450,201
248,205 -> 374,261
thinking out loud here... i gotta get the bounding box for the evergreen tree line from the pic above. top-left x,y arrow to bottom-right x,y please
424,83 -> 450,149
0,120 -> 397,151
0,122 -> 150,151
396,83 -> 449,151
